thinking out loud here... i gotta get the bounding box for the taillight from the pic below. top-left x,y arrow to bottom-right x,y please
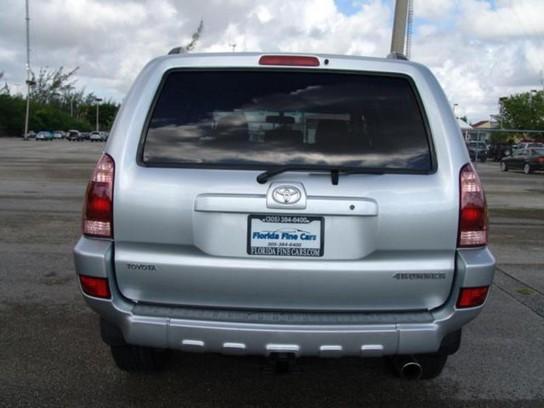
83,154 -> 114,238
258,55 -> 320,67
537,157 -> 544,164
456,286 -> 489,308
458,163 -> 487,247
79,275 -> 111,298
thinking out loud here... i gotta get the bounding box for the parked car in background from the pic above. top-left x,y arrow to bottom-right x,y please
74,52 -> 495,380
35,131 -> 54,141
24,130 -> 36,139
80,132 -> 90,141
516,142 -> 543,151
487,142 -> 512,161
53,131 -> 65,139
89,131 -> 108,142
466,141 -> 487,162
66,130 -> 83,141
501,148 -> 544,174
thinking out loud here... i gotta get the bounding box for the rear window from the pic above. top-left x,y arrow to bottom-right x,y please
142,70 -> 433,172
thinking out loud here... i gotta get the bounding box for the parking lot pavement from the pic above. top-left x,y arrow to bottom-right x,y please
1,139 -> 543,407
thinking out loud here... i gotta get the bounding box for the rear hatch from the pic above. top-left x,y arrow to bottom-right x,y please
113,64 -> 458,311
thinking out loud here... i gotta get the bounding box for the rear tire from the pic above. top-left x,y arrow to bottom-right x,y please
500,162 -> 508,172
110,345 -> 168,372
101,317 -> 168,372
523,163 -> 532,175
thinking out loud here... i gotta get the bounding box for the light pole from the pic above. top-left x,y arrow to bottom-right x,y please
389,0 -> 409,57
23,0 -> 32,140
95,97 -> 102,132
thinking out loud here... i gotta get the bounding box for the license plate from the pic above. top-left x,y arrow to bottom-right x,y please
247,215 -> 324,257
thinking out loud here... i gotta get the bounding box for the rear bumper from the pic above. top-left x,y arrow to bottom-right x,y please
73,237 -> 495,357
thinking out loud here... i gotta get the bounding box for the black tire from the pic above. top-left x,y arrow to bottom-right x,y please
500,162 -> 508,172
101,318 -> 168,372
523,163 -> 532,175
110,345 -> 168,372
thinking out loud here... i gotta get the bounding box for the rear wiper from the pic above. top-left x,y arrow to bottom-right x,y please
256,166 -> 384,185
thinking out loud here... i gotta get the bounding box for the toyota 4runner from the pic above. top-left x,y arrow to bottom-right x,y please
74,53 -> 495,379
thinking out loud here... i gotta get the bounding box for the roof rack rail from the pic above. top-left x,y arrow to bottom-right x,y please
387,52 -> 409,60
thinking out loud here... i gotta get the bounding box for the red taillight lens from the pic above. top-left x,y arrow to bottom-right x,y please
457,286 -> 489,308
458,163 -> 487,247
258,55 -> 320,67
79,275 -> 111,298
537,157 -> 544,164
83,154 -> 114,238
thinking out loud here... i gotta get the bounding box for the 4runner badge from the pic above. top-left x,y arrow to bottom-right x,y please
393,273 -> 446,280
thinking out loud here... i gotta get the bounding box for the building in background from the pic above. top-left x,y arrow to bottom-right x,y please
467,119 -> 498,143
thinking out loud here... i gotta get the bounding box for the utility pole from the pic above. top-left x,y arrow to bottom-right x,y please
389,0 -> 410,57
23,0 -> 33,140
406,0 -> 413,59
95,97 -> 103,132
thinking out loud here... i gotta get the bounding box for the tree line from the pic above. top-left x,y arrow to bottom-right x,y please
0,67 -> 119,136
489,89 -> 544,143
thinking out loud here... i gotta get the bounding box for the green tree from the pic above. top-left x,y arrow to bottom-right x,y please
0,66 -> 120,136
29,66 -> 79,105
499,90 -> 544,130
80,99 -> 119,130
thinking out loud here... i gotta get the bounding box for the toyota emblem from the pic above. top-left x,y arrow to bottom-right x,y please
272,186 -> 302,204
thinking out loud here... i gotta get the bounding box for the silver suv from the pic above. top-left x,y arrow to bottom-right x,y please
73,53 -> 495,379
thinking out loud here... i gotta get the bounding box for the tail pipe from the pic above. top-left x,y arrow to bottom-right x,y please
392,355 -> 422,380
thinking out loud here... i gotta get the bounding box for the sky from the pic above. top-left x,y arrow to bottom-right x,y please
0,0 -> 543,122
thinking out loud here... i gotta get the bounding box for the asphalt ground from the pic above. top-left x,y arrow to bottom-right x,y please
0,138 -> 543,407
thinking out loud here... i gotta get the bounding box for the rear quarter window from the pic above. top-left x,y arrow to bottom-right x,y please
141,70 -> 433,172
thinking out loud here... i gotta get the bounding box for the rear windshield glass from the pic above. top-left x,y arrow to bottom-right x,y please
142,70 -> 432,171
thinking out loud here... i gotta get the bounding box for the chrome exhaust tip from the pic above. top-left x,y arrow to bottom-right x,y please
393,356 -> 423,380
400,361 -> 423,380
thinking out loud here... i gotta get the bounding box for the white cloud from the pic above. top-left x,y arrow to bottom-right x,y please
459,0 -> 544,39
412,0 -> 544,121
0,0 -> 542,122
413,0 -> 454,20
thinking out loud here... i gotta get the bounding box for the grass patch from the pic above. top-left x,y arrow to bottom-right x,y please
516,287 -> 536,296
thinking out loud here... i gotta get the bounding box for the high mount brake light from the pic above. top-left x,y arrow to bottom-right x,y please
83,154 -> 114,238
458,163 -> 487,247
258,55 -> 320,67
